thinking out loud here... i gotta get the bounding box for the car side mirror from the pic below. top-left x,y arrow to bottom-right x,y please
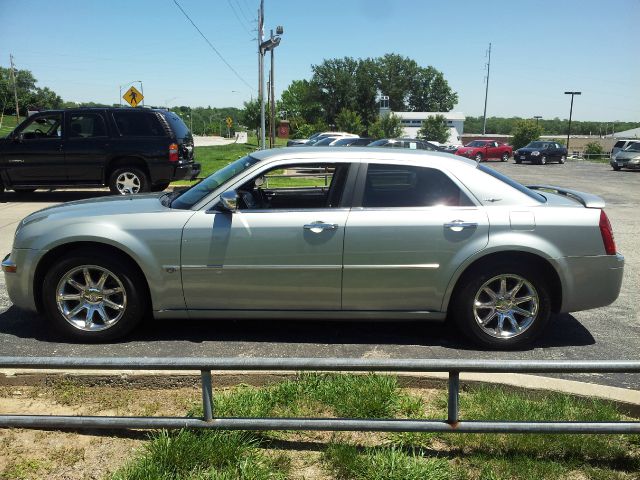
218,190 -> 239,212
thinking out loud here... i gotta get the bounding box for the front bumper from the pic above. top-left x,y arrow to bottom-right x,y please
3,249 -> 40,313
558,253 -> 624,312
173,162 -> 201,181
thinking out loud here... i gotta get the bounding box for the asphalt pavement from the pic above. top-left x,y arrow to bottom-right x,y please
0,159 -> 638,390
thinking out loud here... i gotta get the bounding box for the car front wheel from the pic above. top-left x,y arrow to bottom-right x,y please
42,252 -> 146,341
559,155 -> 566,164
451,263 -> 551,349
612,165 -> 621,171
474,153 -> 483,162
539,156 -> 547,165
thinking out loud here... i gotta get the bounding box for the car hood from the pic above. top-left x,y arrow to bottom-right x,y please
517,147 -> 542,153
614,151 -> 640,160
22,193 -> 169,223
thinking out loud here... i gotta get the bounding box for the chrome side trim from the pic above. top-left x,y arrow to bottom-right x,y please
344,264 -> 440,270
181,264 -> 342,270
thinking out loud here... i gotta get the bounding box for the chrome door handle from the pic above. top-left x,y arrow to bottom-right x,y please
303,222 -> 339,232
444,220 -> 478,231
8,159 -> 24,163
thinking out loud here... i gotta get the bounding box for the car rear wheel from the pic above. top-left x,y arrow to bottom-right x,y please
501,152 -> 509,162
151,182 -> 170,192
451,263 -> 551,349
42,252 -> 146,341
539,156 -> 547,165
109,167 -> 150,195
474,153 -> 483,162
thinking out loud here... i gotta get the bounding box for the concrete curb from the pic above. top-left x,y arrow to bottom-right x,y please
2,368 -> 639,412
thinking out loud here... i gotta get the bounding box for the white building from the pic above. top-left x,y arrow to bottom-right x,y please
394,111 -> 465,145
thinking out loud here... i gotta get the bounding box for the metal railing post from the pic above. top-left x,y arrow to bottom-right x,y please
201,369 -> 214,422
447,371 -> 460,425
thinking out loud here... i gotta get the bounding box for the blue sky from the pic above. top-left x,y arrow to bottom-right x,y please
1,0 -> 638,121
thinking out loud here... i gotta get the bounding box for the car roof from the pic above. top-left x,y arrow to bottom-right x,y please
250,147 -> 476,171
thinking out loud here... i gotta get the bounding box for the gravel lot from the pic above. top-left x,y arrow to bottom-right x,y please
0,159 -> 638,389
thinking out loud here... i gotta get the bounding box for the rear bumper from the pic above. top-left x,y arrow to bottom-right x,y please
558,253 -> 624,312
172,162 -> 201,181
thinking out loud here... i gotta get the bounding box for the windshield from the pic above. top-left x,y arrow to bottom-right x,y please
478,165 -> 546,203
624,143 -> 640,152
170,155 -> 261,209
466,141 -> 487,147
525,141 -> 548,148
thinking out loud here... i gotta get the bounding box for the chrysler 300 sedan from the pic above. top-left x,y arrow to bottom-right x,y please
2,148 -> 624,348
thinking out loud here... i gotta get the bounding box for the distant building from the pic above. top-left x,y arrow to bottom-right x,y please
611,127 -> 640,139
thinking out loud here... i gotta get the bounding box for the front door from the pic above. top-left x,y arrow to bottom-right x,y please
181,161 -> 354,311
3,113 -> 66,184
342,163 -> 489,311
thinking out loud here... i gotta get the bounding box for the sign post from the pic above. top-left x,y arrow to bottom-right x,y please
225,117 -> 233,138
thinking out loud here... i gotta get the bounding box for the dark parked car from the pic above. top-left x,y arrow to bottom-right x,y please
332,137 -> 373,147
514,141 -> 567,165
368,138 -> 443,151
0,108 -> 200,195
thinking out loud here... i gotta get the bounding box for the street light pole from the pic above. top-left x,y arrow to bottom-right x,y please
564,91 -> 581,155
534,115 -> 542,126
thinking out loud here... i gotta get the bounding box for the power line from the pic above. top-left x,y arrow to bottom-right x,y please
235,0 -> 254,26
172,0 -> 255,92
227,0 -> 253,36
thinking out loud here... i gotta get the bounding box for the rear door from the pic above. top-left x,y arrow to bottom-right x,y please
2,112 -> 66,184
342,163 -> 489,311
64,111 -> 110,182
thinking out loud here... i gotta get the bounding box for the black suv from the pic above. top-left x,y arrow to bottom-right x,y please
0,108 -> 201,195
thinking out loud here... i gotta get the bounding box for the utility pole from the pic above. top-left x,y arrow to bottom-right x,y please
534,115 -> 542,127
270,29 -> 276,148
564,91 -> 581,155
258,0 -> 265,149
482,43 -> 491,135
9,54 -> 20,123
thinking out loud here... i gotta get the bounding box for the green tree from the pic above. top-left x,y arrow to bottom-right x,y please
584,141 -> 604,160
375,53 -> 419,111
240,99 -> 260,132
408,66 -> 458,112
0,67 -> 63,114
335,108 -> 364,135
417,114 -> 449,143
277,79 -> 322,127
368,113 -> 403,139
511,120 -> 543,149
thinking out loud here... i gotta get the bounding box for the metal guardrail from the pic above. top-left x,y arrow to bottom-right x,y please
0,357 -> 639,434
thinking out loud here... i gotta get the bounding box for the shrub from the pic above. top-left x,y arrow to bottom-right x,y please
511,120 -> 543,149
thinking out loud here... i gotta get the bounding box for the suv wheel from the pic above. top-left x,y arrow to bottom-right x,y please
109,167 -> 149,195
42,252 -> 146,341
451,263 -> 551,349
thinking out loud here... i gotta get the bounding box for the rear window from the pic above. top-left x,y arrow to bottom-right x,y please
112,111 -> 165,137
614,141 -> 626,148
478,165 -> 546,203
162,111 -> 191,139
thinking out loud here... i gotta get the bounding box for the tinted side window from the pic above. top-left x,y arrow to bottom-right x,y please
20,113 -> 62,139
363,164 -> 473,208
112,112 -> 164,137
69,113 -> 106,138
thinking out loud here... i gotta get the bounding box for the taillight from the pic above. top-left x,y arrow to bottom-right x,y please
599,210 -> 617,255
169,143 -> 179,162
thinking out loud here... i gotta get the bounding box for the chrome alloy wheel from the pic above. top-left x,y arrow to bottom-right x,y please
56,266 -> 127,331
115,172 -> 141,194
472,274 -> 539,339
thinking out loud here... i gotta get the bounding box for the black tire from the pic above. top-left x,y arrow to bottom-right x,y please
451,262 -> 551,349
151,182 -> 170,192
108,167 -> 150,195
612,166 -> 621,171
538,156 -> 547,165
42,251 -> 147,342
559,155 -> 566,164
474,153 -> 483,162
13,188 -> 37,194
515,159 -> 522,164
501,152 -> 509,162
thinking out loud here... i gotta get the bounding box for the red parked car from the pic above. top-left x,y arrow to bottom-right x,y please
455,140 -> 512,162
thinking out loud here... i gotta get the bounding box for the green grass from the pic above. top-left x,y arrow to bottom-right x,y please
0,114 -> 19,137
111,375 -> 640,480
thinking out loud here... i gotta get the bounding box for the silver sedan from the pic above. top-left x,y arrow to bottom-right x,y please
2,148 -> 624,348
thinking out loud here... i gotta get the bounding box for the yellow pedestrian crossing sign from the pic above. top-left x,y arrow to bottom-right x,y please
123,86 -> 144,107
226,116 -> 233,128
